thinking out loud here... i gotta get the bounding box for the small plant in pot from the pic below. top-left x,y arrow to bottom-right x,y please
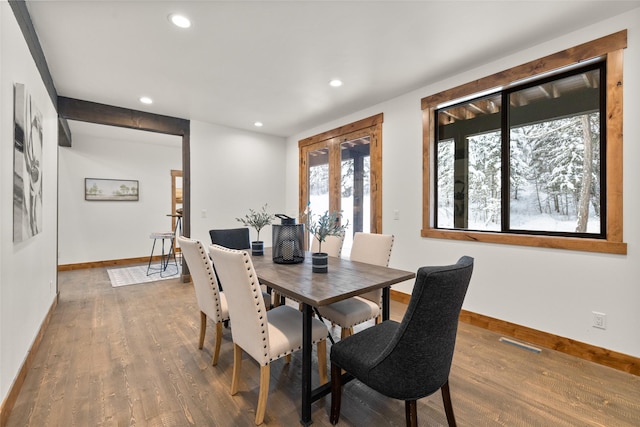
236,204 -> 274,256
307,210 -> 349,273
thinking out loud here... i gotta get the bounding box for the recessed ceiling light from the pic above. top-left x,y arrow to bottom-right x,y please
329,79 -> 343,87
169,14 -> 191,28
254,122 -> 263,127
139,96 -> 153,105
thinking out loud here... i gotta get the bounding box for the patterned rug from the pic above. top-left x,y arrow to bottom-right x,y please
108,263 -> 181,287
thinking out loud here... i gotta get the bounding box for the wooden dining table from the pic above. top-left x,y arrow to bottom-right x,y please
251,248 -> 415,426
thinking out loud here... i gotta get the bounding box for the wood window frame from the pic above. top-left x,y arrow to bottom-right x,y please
299,113 -> 383,234
421,31 -> 627,255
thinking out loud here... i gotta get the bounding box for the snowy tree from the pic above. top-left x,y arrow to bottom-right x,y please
437,139 -> 455,226
310,164 -> 329,195
468,131 -> 501,227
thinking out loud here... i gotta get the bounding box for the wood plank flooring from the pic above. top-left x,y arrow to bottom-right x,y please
6,266 -> 640,426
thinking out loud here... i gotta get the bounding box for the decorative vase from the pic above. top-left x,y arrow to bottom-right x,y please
252,241 -> 264,256
312,252 -> 328,273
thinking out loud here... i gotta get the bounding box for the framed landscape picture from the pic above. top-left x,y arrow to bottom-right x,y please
85,178 -> 139,201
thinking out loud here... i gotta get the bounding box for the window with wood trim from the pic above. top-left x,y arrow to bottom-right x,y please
299,114 -> 383,252
422,31 -> 627,254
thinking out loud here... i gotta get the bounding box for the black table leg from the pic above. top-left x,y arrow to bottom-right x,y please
301,303 -> 313,426
382,286 -> 390,321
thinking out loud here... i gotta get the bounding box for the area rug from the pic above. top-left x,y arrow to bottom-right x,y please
108,263 -> 181,287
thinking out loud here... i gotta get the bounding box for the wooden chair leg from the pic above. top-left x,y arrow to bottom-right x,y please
340,327 -> 353,340
317,339 -> 328,385
285,354 -> 292,363
255,364 -> 270,425
230,344 -> 242,395
375,314 -> 382,324
441,380 -> 457,427
212,322 -> 223,366
330,362 -> 342,425
405,400 -> 417,427
199,311 -> 207,349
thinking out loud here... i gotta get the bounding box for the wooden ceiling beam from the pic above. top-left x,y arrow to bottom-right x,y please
57,97 -> 189,136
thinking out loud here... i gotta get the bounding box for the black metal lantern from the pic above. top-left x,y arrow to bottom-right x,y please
272,214 -> 305,264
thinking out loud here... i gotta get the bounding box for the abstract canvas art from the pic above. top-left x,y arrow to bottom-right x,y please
13,83 -> 43,242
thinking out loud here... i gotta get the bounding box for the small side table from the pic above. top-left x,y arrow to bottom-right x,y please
147,231 -> 178,277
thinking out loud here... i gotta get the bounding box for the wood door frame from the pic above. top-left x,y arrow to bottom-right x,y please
299,113 -> 383,234
171,169 -> 183,233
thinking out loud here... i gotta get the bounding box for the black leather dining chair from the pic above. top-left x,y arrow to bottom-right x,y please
329,256 -> 474,427
209,227 -> 251,250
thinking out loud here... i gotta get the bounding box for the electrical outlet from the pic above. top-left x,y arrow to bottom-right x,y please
592,311 -> 606,329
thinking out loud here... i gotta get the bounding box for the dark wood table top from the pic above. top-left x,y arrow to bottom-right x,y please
251,248 -> 415,307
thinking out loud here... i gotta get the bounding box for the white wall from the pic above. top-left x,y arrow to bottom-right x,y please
286,9 -> 640,358
189,120 -> 287,247
1,0 -> 59,403
1,0 -> 637,413
58,124 -> 181,264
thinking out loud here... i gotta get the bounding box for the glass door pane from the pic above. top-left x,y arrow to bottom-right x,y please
340,137 -> 370,253
307,145 -> 330,226
301,115 -> 382,254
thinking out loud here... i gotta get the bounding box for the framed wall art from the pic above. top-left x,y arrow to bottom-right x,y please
13,83 -> 44,242
85,178 -> 139,201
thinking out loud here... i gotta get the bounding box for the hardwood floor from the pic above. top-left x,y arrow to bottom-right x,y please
6,266 -> 640,426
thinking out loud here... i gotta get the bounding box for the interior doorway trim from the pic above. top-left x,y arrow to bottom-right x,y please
57,97 -> 191,275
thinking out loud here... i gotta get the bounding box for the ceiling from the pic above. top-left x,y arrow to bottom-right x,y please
25,1 -> 640,139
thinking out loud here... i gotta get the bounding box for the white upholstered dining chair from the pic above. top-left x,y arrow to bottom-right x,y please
209,244 -> 329,425
310,233 -> 345,258
177,235 -> 229,366
318,232 -> 394,339
209,227 -> 272,308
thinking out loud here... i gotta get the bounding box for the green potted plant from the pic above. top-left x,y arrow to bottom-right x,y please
307,210 -> 349,273
236,204 -> 274,256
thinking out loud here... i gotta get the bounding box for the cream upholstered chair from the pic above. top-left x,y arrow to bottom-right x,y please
310,233 -> 345,258
318,232 -> 394,339
177,235 -> 229,366
209,227 -> 272,308
209,244 -> 329,425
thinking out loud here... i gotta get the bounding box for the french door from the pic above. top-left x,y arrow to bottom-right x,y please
299,114 -> 383,253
